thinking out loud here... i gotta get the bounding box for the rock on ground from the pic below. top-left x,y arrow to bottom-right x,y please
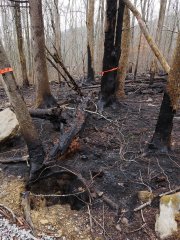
155,192 -> 180,239
0,108 -> 19,143
0,214 -> 55,240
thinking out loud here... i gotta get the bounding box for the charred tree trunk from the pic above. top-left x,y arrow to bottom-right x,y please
0,39 -> 45,183
99,0 -> 125,110
50,96 -> 90,159
149,32 -> 180,152
29,0 -> 57,108
149,92 -> 175,152
29,107 -> 66,130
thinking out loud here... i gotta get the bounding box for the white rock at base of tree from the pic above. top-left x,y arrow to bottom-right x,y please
155,192 -> 180,239
0,108 -> 19,142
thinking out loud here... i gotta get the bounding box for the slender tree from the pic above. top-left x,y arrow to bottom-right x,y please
149,32 -> 180,152
150,0 -> 167,84
54,0 -> 62,83
14,1 -> 29,86
29,0 -> 57,108
116,6 -> 130,98
131,0 -> 137,69
167,0 -> 179,59
86,0 -> 95,83
99,0 -> 125,110
133,0 -> 148,80
0,38 -> 45,183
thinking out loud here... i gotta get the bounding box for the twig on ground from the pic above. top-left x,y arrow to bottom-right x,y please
87,205 -> 93,233
159,186 -> 180,197
21,192 -> 35,232
0,204 -> 16,222
141,209 -> 145,223
156,157 -> 172,190
134,201 -> 152,212
91,215 -> 113,240
139,170 -> 152,192
127,223 -> 146,233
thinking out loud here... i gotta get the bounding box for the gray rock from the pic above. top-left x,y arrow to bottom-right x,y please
0,214 -> 56,240
0,108 -> 19,143
155,192 -> 180,239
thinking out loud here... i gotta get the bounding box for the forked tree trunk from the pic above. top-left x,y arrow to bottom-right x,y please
116,6 -> 130,98
86,0 -> 95,83
29,0 -> 57,108
99,0 -> 125,109
149,32 -> 180,152
14,2 -> 29,87
0,39 -> 45,183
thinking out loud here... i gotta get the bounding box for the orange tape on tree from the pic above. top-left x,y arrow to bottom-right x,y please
0,67 -> 13,74
100,67 -> 119,76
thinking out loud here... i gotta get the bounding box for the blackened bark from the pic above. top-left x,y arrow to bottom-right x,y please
87,44 -> 95,82
99,0 -> 125,109
50,95 -> 90,158
102,0 -> 118,72
149,91 -> 175,152
27,142 -> 45,185
29,107 -> 66,130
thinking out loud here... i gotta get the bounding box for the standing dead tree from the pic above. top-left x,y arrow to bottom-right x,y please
98,0 -> 125,110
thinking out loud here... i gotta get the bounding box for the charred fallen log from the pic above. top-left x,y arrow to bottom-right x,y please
50,96 -> 90,158
29,107 -> 66,130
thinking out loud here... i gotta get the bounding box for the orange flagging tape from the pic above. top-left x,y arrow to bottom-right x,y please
100,67 -> 118,76
0,67 -> 13,74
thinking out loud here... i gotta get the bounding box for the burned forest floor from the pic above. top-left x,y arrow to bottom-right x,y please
0,74 -> 180,240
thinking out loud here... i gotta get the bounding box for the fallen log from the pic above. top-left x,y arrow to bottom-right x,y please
50,96 -> 90,158
29,107 -> 66,130
0,155 -> 28,163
